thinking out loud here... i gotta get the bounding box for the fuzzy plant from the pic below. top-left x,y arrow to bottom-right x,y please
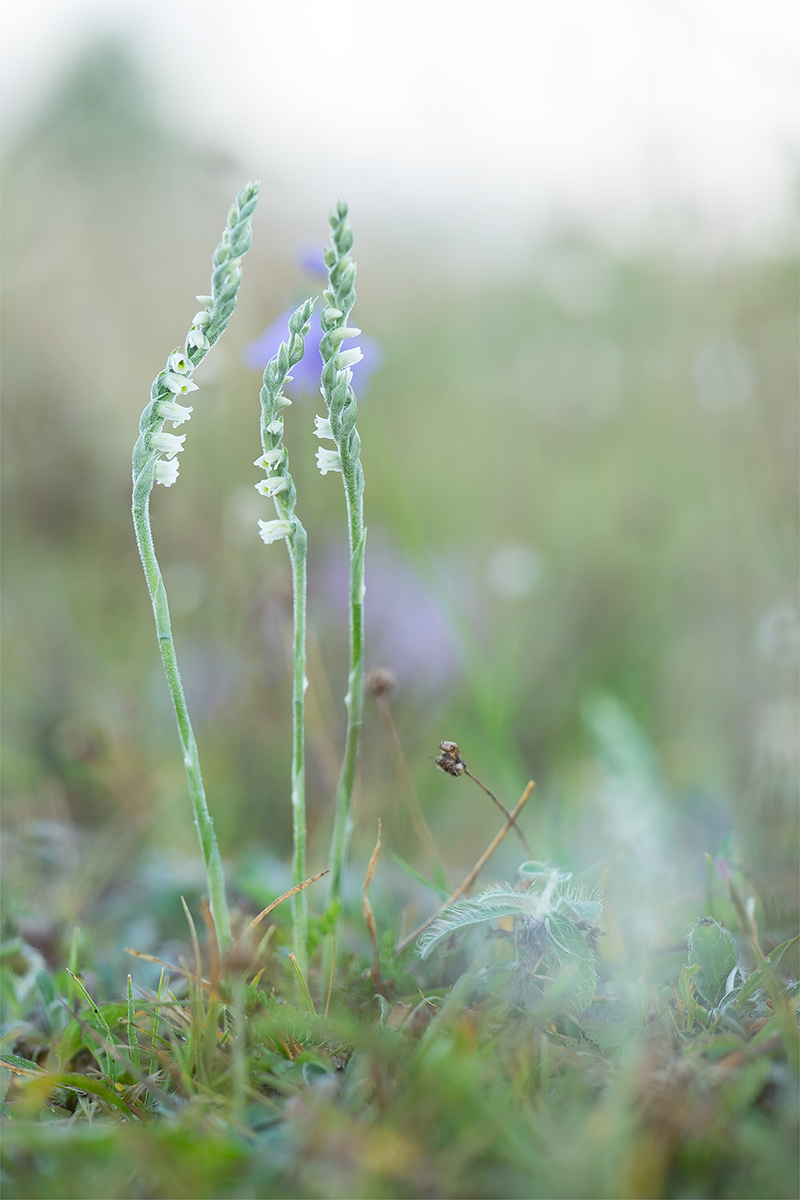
314,201 -> 367,920
131,182 -> 259,954
418,861 -> 604,1015
253,297 -> 316,977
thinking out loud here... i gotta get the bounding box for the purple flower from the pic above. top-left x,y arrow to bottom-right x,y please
312,541 -> 461,690
243,306 -> 383,396
242,245 -> 384,396
296,244 -> 327,278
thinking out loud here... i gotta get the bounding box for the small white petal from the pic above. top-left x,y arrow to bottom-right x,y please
165,372 -> 200,395
254,449 -> 284,470
329,326 -> 361,345
192,310 -> 211,328
266,418 -> 283,435
258,518 -> 293,545
336,347 -> 363,369
255,476 -> 289,497
158,399 -> 193,427
155,458 -> 180,487
186,327 -> 209,350
168,350 -> 193,375
315,447 -> 342,476
150,431 -> 186,458
313,415 -> 335,440
275,394 -> 292,410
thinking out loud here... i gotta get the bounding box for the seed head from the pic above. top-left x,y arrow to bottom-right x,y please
436,740 -> 467,776
367,667 -> 396,698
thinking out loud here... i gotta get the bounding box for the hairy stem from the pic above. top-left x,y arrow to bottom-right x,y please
289,525 -> 309,975
317,200 -> 367,933
132,468 -> 232,951
328,474 -> 366,904
254,297 -> 316,975
131,182 -> 259,953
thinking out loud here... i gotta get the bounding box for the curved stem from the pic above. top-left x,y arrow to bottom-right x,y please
132,467 -> 232,952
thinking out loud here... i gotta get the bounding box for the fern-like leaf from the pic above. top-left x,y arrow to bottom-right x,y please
417,889 -> 531,958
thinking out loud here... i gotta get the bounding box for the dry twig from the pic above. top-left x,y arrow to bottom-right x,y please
396,781 -> 535,953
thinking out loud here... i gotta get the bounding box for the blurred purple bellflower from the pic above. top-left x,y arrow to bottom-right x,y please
242,245 -> 384,396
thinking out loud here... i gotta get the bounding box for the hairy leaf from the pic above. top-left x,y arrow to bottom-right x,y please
544,914 -> 598,1014
417,890 -> 530,958
688,919 -> 738,1007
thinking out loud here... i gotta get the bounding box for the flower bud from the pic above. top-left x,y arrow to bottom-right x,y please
329,327 -> 361,345
336,347 -> 363,370
186,327 -> 209,351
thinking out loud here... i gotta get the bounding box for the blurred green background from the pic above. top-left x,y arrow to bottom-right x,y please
2,43 -> 797,982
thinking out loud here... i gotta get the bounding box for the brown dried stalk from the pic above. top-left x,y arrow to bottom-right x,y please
395,780 -> 535,953
362,820 -> 383,988
435,741 -> 532,858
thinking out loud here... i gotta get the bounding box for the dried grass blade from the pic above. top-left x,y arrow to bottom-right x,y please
362,820 -> 382,987
222,870 -> 329,974
124,948 -> 211,991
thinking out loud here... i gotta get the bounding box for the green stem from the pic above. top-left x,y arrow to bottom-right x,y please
328,472 -> 366,907
132,465 -> 232,952
288,524 -> 308,976
255,297 -> 316,974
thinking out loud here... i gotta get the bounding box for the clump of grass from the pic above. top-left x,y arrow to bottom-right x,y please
2,886 -> 797,1198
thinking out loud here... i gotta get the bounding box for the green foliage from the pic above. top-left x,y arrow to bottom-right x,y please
735,936 -> 800,1008
307,898 -> 341,955
541,913 -> 598,1014
417,887 -> 533,955
391,851 -> 450,899
418,870 -> 604,1018
577,999 -> 643,1053
688,918 -> 739,1007
3,48 -> 798,1200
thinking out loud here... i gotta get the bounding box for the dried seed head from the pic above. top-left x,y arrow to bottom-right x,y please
367,667 -> 396,698
435,740 -> 467,776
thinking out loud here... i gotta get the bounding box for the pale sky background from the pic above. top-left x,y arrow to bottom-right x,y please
2,0 -> 798,259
